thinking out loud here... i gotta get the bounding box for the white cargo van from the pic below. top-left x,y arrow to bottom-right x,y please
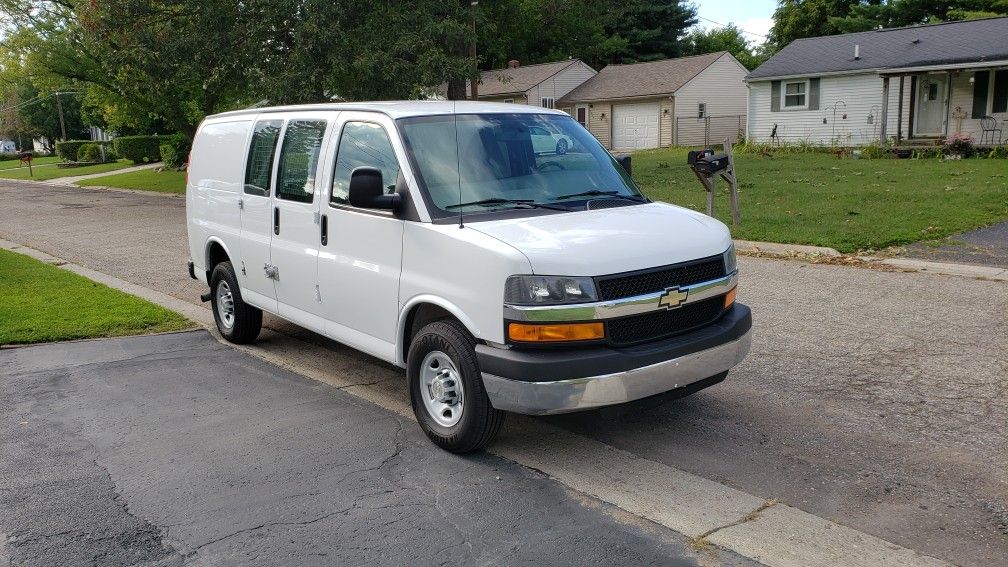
186,102 -> 751,452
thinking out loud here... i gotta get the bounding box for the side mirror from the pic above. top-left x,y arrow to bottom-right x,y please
348,166 -> 400,210
616,154 -> 632,177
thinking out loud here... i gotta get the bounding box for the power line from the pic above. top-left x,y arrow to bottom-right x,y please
695,15 -> 769,39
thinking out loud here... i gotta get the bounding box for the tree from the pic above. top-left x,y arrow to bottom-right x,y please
767,0 -> 861,51
606,0 -> 698,62
684,25 -> 766,70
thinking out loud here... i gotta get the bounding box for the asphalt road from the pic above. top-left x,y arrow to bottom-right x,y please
1,182 -> 1006,565
1,331 -> 723,566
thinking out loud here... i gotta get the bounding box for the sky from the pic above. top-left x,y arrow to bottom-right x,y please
694,0 -> 777,44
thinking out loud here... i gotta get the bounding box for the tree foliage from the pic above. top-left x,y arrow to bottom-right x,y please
768,0 -> 1008,51
684,25 -> 767,70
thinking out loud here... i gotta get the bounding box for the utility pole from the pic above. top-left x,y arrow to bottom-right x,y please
469,1 -> 479,100
55,92 -> 67,141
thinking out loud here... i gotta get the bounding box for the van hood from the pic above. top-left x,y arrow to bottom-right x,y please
467,202 -> 732,276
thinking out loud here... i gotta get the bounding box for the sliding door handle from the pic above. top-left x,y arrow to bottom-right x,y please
320,214 -> 328,246
273,207 -> 280,235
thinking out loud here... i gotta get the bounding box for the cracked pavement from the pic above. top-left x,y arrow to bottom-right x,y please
0,181 -> 1006,565
1,331 -> 743,566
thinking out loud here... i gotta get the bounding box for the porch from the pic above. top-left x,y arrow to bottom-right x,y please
879,63 -> 1008,145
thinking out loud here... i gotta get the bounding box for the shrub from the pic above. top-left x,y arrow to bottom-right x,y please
77,143 -> 103,162
859,144 -> 893,159
988,145 -> 1008,159
943,133 -> 975,158
55,139 -> 91,161
159,134 -> 191,169
113,135 -> 164,163
912,147 -> 942,159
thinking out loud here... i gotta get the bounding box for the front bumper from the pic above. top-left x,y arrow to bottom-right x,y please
478,303 -> 751,415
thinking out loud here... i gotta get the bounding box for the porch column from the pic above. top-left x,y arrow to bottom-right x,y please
879,76 -> 889,144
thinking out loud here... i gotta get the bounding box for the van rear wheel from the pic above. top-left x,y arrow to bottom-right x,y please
407,319 -> 505,453
210,261 -> 262,344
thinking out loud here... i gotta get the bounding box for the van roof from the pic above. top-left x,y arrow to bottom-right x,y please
206,100 -> 569,121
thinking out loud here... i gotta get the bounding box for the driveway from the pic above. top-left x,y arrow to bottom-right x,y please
0,331 -> 715,565
1,182 -> 1006,565
898,220 -> 1008,268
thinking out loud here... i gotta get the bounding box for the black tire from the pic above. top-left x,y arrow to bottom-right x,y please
209,261 -> 262,344
407,319 -> 505,453
556,138 -> 569,155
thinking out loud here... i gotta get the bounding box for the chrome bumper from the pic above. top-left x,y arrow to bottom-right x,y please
481,327 -> 751,415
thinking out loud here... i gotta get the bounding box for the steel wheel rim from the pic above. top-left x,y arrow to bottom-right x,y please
216,280 -> 235,330
420,351 -> 464,427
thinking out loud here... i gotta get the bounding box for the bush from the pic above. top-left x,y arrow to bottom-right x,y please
988,145 -> 1008,159
55,140 -> 91,161
159,134 -> 191,169
859,144 -> 893,159
943,133 -> 975,158
113,135 -> 164,163
76,143 -> 103,163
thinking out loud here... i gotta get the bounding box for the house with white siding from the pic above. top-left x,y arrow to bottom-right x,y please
746,17 -> 1008,146
557,52 -> 749,149
461,59 -> 597,108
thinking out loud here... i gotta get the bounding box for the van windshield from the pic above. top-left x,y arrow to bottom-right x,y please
397,113 -> 643,218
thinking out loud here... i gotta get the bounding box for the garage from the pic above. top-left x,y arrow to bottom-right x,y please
611,101 -> 660,149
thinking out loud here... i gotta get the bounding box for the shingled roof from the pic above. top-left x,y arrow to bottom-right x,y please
466,60 -> 585,97
747,16 -> 1008,81
559,52 -> 726,103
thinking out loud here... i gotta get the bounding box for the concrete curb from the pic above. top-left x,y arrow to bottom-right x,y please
734,240 -> 842,257
0,238 -> 952,567
859,256 -> 1008,281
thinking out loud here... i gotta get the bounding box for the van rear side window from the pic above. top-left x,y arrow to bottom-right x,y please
244,120 -> 282,196
276,120 -> 327,204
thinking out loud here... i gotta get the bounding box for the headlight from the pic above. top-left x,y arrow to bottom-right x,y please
504,275 -> 597,305
723,243 -> 737,274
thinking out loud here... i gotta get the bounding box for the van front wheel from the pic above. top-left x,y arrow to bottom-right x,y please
210,261 -> 262,344
407,320 -> 505,453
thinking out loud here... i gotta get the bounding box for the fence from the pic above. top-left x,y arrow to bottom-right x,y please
675,114 -> 746,147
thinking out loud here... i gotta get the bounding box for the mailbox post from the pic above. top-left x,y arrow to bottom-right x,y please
687,138 -> 739,225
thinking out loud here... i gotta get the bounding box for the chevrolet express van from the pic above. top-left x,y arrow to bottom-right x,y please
186,102 -> 751,453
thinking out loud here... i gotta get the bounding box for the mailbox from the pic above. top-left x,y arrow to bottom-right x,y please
689,151 -> 730,175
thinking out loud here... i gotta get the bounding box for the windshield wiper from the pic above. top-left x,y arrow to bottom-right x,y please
445,198 -> 568,211
551,189 -> 648,202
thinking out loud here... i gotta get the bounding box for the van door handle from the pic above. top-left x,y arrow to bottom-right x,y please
320,214 -> 328,246
273,207 -> 280,235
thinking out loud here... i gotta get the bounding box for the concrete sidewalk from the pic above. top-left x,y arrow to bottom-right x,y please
48,162 -> 161,185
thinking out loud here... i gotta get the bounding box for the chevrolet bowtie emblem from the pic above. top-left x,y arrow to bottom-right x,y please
658,287 -> 688,310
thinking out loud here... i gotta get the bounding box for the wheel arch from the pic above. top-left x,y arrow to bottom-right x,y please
397,296 -> 483,366
204,237 -> 234,279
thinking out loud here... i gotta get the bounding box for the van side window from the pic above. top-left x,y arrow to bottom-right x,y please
331,122 -> 401,205
275,120 -> 327,204
244,120 -> 283,196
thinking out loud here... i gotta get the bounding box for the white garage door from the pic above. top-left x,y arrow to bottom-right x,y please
612,102 -> 660,149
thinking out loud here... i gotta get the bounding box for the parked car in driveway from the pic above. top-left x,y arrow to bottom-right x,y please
186,101 -> 751,453
529,125 -> 573,155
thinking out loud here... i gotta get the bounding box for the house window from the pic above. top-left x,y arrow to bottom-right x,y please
926,82 -> 939,101
540,97 -> 555,109
782,80 -> 807,108
503,98 -> 514,104
698,103 -> 707,118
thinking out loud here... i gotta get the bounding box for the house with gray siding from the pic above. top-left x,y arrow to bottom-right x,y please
746,17 -> 1008,146
461,59 -> 597,108
558,52 -> 749,149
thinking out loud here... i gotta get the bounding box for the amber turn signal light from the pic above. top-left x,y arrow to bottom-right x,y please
724,287 -> 737,308
508,322 -> 605,342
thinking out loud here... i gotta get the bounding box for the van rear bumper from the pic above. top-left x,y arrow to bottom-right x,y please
477,304 -> 751,415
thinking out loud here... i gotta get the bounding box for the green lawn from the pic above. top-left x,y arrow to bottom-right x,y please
77,168 -> 185,194
0,248 -> 191,345
0,159 -> 133,181
0,156 -> 61,170
632,148 -> 1008,252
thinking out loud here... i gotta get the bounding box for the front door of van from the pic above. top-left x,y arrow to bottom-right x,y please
270,118 -> 329,333
239,119 -> 282,312
316,117 -> 405,359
